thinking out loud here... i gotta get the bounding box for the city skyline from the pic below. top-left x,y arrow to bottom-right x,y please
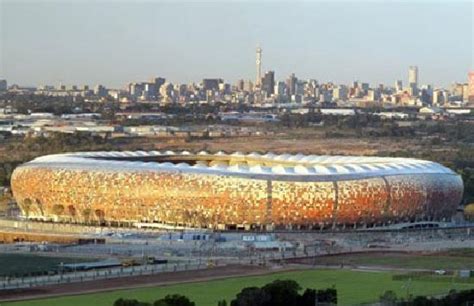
1,1 -> 473,88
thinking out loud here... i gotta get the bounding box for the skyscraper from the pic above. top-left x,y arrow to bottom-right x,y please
236,79 -> 245,91
468,71 -> 474,103
274,81 -> 286,96
261,71 -> 275,96
152,77 -> 166,91
395,80 -> 403,92
408,66 -> 419,96
408,66 -> 418,86
243,80 -> 254,92
202,79 -> 223,91
0,79 -> 7,91
129,83 -> 144,98
256,46 -> 262,87
286,73 -> 297,96
94,84 -> 108,97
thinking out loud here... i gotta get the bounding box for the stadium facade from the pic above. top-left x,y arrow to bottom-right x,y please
11,151 -> 463,230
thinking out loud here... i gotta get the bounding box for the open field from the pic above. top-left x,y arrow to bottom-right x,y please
294,251 -> 474,270
0,254 -> 97,277
0,128 -> 436,162
4,269 -> 474,306
151,131 -> 427,156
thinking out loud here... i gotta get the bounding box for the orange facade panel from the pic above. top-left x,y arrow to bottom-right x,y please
11,165 -> 463,229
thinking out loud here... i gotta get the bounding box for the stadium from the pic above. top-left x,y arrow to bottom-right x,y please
11,151 -> 463,230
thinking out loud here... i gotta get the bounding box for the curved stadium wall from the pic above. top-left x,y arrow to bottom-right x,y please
11,151 -> 463,230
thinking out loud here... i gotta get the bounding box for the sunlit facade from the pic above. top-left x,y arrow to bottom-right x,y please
11,151 -> 463,230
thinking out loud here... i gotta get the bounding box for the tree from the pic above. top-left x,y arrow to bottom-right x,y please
261,279 -> 301,306
113,298 -> 150,306
379,290 -> 398,306
464,203 -> 474,221
410,296 -> 432,306
230,280 -> 337,306
316,288 -> 337,304
153,294 -> 195,306
298,289 -> 317,306
230,287 -> 269,306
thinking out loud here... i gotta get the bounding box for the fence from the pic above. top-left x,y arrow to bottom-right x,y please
0,248 -> 324,291
0,261 -> 215,290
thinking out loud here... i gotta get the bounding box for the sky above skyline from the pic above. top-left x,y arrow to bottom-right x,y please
1,0 -> 473,89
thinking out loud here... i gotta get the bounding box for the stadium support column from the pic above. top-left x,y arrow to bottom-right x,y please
381,176 -> 392,225
265,179 -> 273,231
331,181 -> 339,230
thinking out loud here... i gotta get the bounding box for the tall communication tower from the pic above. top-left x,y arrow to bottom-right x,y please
256,46 -> 262,87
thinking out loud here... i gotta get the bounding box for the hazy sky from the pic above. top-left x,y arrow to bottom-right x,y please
1,0 -> 473,88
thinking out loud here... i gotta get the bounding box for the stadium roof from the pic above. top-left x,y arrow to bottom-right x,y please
20,151 -> 457,182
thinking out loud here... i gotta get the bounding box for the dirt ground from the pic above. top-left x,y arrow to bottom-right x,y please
151,134 -> 423,156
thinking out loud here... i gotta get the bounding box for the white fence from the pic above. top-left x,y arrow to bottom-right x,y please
0,261 -> 213,290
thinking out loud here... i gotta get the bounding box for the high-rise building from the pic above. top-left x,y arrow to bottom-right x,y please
160,82 -> 174,99
421,85 -> 433,104
243,80 -> 254,92
295,81 -> 305,95
274,82 -> 286,96
261,71 -> 275,96
305,80 -> 318,97
360,83 -> 369,93
395,80 -> 403,92
463,84 -> 469,102
286,73 -> 297,96
367,89 -> 380,102
432,89 -> 450,105
219,83 -> 231,95
129,83 -> 144,98
256,46 -> 262,87
468,71 -> 474,103
236,79 -> 245,91
94,84 -> 108,97
407,69 -> 418,97
0,79 -> 7,91
202,79 -> 223,91
409,66 -> 418,85
333,85 -> 348,101
152,77 -> 166,92
144,83 -> 157,99
451,83 -> 465,97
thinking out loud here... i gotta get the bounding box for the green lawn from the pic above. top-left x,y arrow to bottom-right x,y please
4,269 -> 474,306
313,253 -> 474,270
0,253 -> 97,277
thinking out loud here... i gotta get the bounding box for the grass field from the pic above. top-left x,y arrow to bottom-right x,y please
4,269 -> 474,306
0,253 -> 97,277
312,252 -> 474,270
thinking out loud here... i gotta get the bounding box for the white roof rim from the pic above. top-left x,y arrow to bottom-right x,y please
20,151 -> 458,180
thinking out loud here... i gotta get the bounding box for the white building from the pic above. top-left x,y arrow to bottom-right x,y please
409,66 -> 418,87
